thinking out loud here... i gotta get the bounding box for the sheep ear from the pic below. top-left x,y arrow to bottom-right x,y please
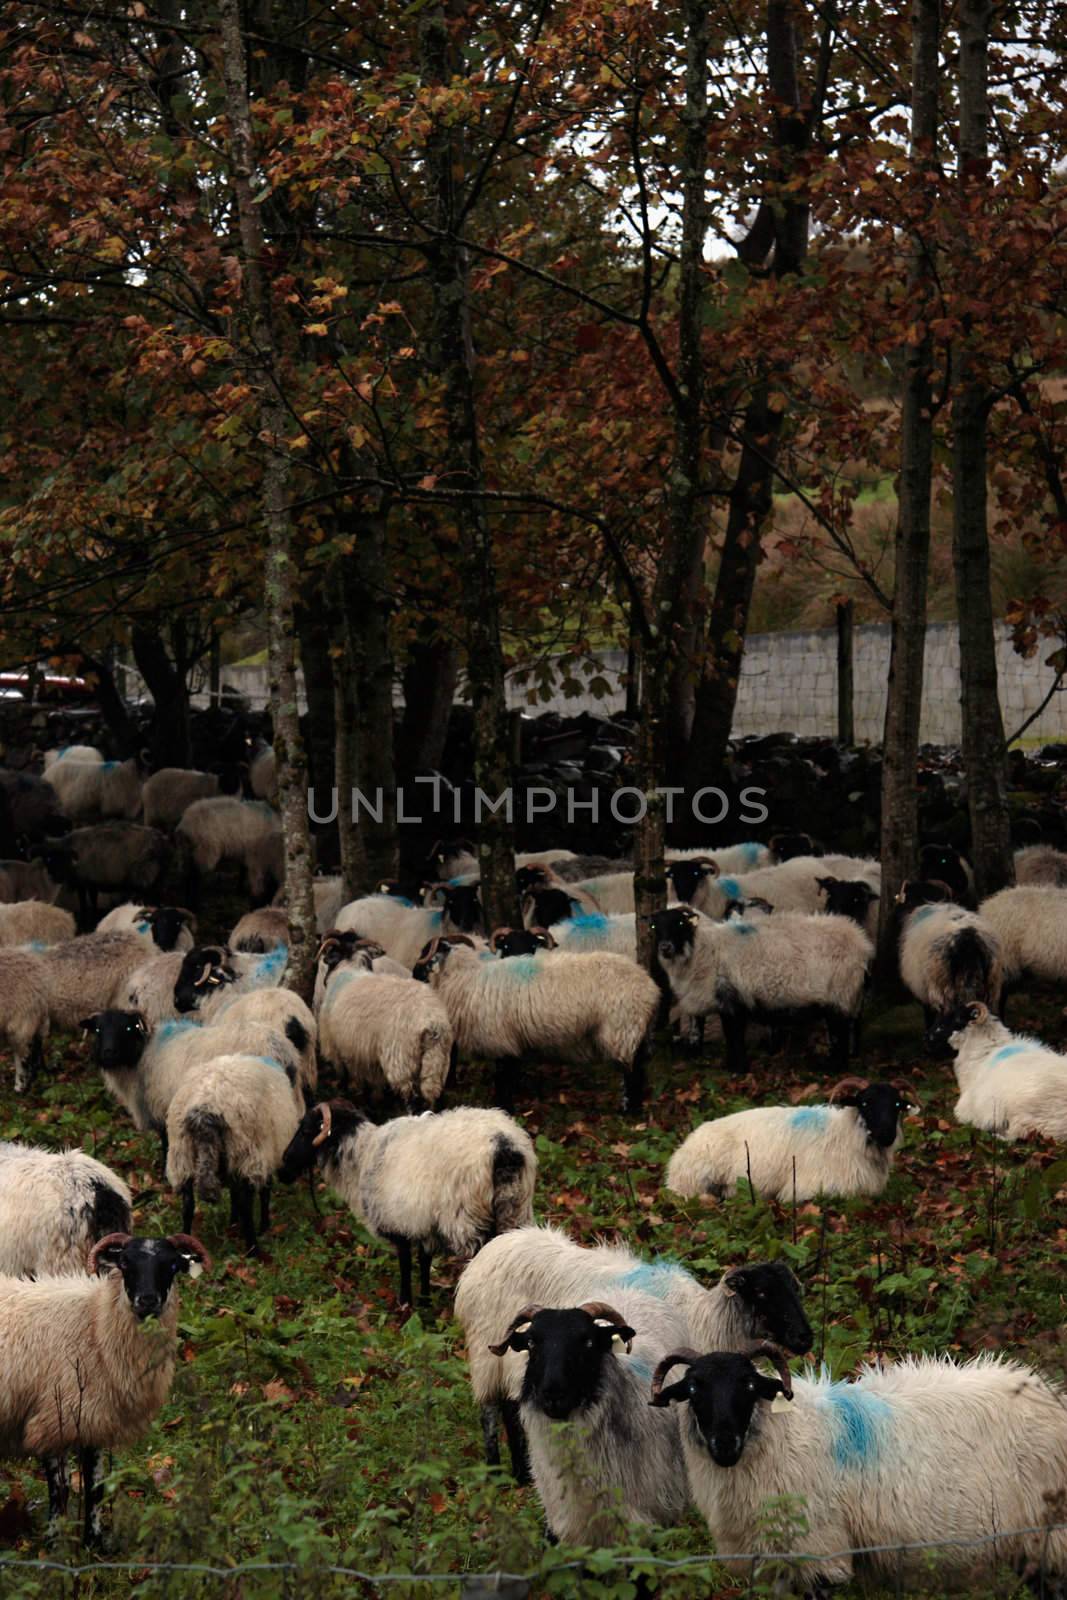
648,1378 -> 690,1408
79,1014 -> 101,1033
605,1324 -> 636,1353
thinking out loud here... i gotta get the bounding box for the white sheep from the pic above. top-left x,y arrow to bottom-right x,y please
142,766 -> 219,829
652,905 -> 872,1073
334,892 -> 458,968
316,956 -> 453,1110
114,949 -> 187,1025
176,796 -> 283,904
96,902 -> 196,953
44,753 -> 144,822
665,1080 -> 914,1203
312,931 -> 411,1008
1014,843 -> 1067,887
166,1053 -> 300,1253
926,1000 -> 1067,1142
43,744 -> 103,772
210,985 -> 317,1097
229,906 -> 289,952
0,1231 -> 209,1544
278,1099 -> 535,1304
454,1224 -> 812,1479
172,942 -> 289,1020
0,899 -> 75,948
979,884 -> 1067,986
650,1346 -> 1067,1592
898,899 -> 1003,1021
413,935 -> 660,1113
0,1142 -> 132,1276
671,853 -> 880,928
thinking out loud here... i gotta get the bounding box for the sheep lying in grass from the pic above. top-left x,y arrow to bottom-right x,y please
665,1080 -> 914,1203
926,1000 -> 1067,1142
650,1345 -> 1067,1593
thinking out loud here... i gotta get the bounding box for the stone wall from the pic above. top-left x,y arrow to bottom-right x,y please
205,622 -> 1067,746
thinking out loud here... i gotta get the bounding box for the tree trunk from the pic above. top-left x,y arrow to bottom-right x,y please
397,628 -> 459,780
295,577 -> 336,807
683,0 -> 812,787
339,508 -> 398,885
218,0 -> 317,999
131,623 -> 191,767
877,0 -> 940,974
80,651 -> 137,756
952,0 -> 1013,900
836,601 -> 854,744
421,0 -> 517,932
327,564 -> 366,901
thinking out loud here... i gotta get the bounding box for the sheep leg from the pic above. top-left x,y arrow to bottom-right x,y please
157,1128 -> 169,1183
825,1012 -> 851,1070
42,1453 -> 69,1535
500,1399 -> 531,1485
234,1179 -> 259,1255
417,1243 -> 433,1301
620,1043 -> 648,1115
259,1181 -> 272,1232
181,1179 -> 196,1235
480,1403 -> 502,1467
719,1010 -> 748,1074
395,1237 -> 413,1306
445,1041 -> 459,1092
79,1446 -> 104,1549
228,1181 -> 240,1225
685,1015 -> 705,1055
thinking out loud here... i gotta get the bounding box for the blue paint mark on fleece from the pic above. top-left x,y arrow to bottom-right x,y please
821,1384 -> 891,1469
610,1260 -> 688,1300
136,919 -> 150,932
990,1044 -> 1029,1065
740,842 -> 762,867
27,940 -> 47,953
625,1355 -> 653,1384
728,920 -> 757,937
157,1018 -> 201,1042
494,956 -> 541,985
255,1055 -> 287,1076
910,906 -> 937,925
789,1106 -> 831,1133
428,910 -> 443,930
565,912 -> 609,944
101,760 -> 119,772
252,945 -> 288,985
718,877 -> 740,900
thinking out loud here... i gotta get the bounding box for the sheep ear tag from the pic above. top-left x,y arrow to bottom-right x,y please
770,1393 -> 792,1414
610,1331 -> 634,1354
186,1261 -> 204,1279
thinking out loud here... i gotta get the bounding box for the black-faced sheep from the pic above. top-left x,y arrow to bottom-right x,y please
0,1142 -> 132,1276
925,1000 -> 1067,1142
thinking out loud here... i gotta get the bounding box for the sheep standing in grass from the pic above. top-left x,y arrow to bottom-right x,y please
898,894 -> 1003,1023
978,884 -> 1067,987
651,905 -> 872,1073
176,796 -> 282,905
649,1345 -> 1067,1593
665,1080 -> 914,1203
668,854 -> 881,930
926,1000 -> 1067,1141
44,752 -> 145,822
413,934 -> 659,1112
279,1099 -> 535,1304
316,950 -> 453,1110
35,823 -> 170,924
166,1054 -> 300,1253
0,1231 -> 209,1545
0,1143 -> 132,1276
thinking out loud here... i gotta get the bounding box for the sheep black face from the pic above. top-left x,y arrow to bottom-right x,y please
723,1262 -> 813,1355
817,877 -> 879,925
277,1099 -> 364,1182
89,1232 -> 210,1321
430,839 -> 475,875
898,878 -> 954,910
523,887 -> 579,929
919,845 -> 970,902
515,865 -> 551,896
650,1351 -> 789,1467
835,1082 -> 911,1148
665,861 -> 717,904
924,1000 -> 984,1059
173,946 -> 237,1013
495,1308 -> 636,1423
441,884 -> 483,934
651,907 -> 701,963
496,929 -> 553,958
769,832 -> 819,862
141,906 -> 194,952
81,1010 -> 150,1071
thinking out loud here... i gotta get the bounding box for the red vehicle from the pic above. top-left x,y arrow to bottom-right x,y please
0,671 -> 96,703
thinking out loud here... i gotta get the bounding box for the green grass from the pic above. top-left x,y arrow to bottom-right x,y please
1,878 -> 1065,1597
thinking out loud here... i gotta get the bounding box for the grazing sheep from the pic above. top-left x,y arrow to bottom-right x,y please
487,1297 -> 691,1543
649,1345 -> 1067,1592
669,853 -> 881,928
0,1231 -> 209,1545
0,927 -> 167,1092
665,1080 -> 914,1203
0,899 -> 76,948
0,858 -> 59,904
316,953 -> 453,1110
34,823 -> 170,923
926,1000 -> 1067,1142
44,753 -> 145,822
0,1142 -> 132,1277
166,1054 -> 300,1254
454,1224 -> 812,1479
176,796 -> 282,905
229,906 -> 289,952
142,767 -> 219,830
96,902 -> 196,953
1014,843 -> 1067,887
278,1099 -> 535,1304
979,884 -> 1067,986
652,906 -> 872,1073
412,935 -> 659,1113
898,897 -> 1003,1022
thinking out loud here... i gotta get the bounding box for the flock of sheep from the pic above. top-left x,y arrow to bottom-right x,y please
0,740 -> 1066,1590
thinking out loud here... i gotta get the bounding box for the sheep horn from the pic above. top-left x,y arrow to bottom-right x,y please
165,1233 -> 213,1275
746,1341 -> 794,1399
967,1001 -> 990,1024
444,934 -> 478,948
488,1304 -> 544,1357
688,856 -> 720,871
173,907 -> 197,923
488,927 -> 513,951
349,939 -> 386,959
87,1232 -> 133,1275
424,884 -> 448,907
530,926 -> 557,949
578,1301 -> 634,1352
827,1077 -> 869,1102
892,1079 -> 919,1103
311,1102 -> 333,1147
419,936 -> 443,963
192,961 -> 214,988
649,1348 -> 701,1405
315,935 -> 342,961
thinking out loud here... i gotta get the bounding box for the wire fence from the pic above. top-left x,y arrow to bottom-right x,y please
1,1518 -> 1066,1591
